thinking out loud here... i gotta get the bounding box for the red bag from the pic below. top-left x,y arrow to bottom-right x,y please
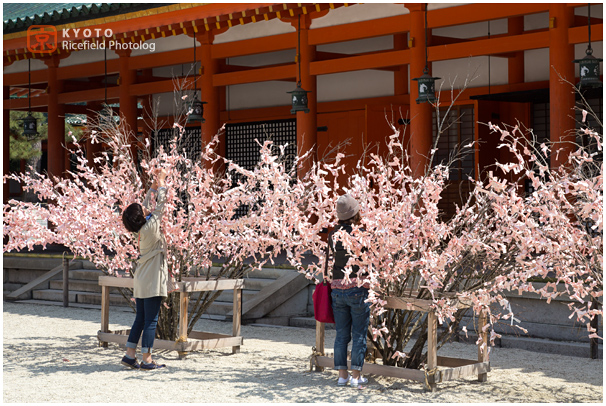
313,244 -> 335,323
313,281 -> 335,323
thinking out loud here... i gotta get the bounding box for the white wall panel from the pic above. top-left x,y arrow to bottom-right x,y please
152,63 -> 200,79
215,18 -> 294,44
525,48 -> 549,82
433,55 -> 508,91
227,81 -> 295,110
228,50 -> 295,67
152,91 -> 185,117
433,19 -> 507,39
317,36 -> 393,54
574,4 -> 603,18
524,12 -> 548,31
311,3 -> 408,28
3,57 -> 47,74
317,70 -> 394,102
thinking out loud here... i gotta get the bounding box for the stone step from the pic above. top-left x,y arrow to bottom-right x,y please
13,299 -> 132,311
203,289 -> 257,303
208,266 -> 296,280
3,256 -> 65,271
50,279 -> 106,293
4,289 -> 31,301
68,269 -> 106,281
204,301 -> 234,316
33,289 -> 131,306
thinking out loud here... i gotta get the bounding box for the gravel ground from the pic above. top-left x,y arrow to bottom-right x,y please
3,301 -> 603,403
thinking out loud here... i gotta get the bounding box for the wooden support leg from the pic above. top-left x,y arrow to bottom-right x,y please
100,285 -> 109,348
178,291 -> 189,359
426,312 -> 438,392
314,321 -> 325,372
478,311 -> 488,382
232,287 -> 242,354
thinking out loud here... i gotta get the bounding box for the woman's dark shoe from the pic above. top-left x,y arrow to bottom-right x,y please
121,356 -> 140,370
140,361 -> 166,370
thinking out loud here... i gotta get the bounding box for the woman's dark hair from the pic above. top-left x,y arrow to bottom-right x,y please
122,203 -> 146,233
337,211 -> 361,225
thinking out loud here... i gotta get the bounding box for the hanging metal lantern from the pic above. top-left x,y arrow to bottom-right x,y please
98,104 -> 114,125
188,94 -> 207,123
574,49 -> 603,89
21,112 -> 38,139
412,69 -> 440,104
287,81 -> 310,114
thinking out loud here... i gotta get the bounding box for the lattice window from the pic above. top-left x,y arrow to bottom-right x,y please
226,119 -> 297,178
152,126 -> 202,161
531,102 -> 551,164
225,119 -> 297,217
430,105 -> 475,220
431,106 -> 475,181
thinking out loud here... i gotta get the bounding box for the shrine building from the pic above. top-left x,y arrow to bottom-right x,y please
3,3 -> 603,215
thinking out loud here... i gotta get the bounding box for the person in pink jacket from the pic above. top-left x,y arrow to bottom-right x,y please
120,169 -> 168,370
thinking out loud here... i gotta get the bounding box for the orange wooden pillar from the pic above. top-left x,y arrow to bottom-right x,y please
3,86 -> 10,203
117,49 -> 139,162
549,4 -> 576,168
407,3 -> 433,177
45,56 -> 65,179
199,31 -> 221,150
508,17 -> 525,85
295,15 -> 317,178
394,33 -> 409,96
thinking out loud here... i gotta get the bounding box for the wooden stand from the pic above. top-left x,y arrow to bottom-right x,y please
98,275 -> 243,358
311,295 -> 490,391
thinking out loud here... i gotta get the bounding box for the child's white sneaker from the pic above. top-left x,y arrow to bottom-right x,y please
350,375 -> 368,388
337,374 -> 352,386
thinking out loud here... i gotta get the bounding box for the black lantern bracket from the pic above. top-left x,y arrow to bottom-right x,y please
288,15 -> 310,114
573,3 -> 603,89
22,58 -> 39,139
188,93 -> 208,123
413,68 -> 441,104
288,81 -> 310,114
21,113 -> 39,139
411,4 -> 440,104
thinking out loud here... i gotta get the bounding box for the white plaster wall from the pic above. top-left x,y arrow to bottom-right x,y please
151,91 -> 184,118
3,57 -> 47,73
317,70 -> 394,103
227,81 -> 295,110
317,35 -> 393,54
152,62 -> 199,78
311,3 -> 408,28
433,19 -> 508,39
138,34 -> 192,53
525,12 -> 549,31
524,48 -> 549,82
228,50 -> 294,67
575,4 -> 603,18
60,47 -> 118,67
433,55 -> 508,91
215,18 -> 294,44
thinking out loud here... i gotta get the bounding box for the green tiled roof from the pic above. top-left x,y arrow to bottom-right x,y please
3,3 -> 173,34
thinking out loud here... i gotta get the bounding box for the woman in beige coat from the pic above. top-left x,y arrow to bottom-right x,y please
120,169 -> 168,370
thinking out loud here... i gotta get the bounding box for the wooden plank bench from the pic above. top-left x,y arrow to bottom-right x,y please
311,295 -> 490,391
97,275 -> 243,358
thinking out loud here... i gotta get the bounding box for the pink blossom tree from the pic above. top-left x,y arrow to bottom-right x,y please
298,103 -> 602,369
4,89 -> 601,366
